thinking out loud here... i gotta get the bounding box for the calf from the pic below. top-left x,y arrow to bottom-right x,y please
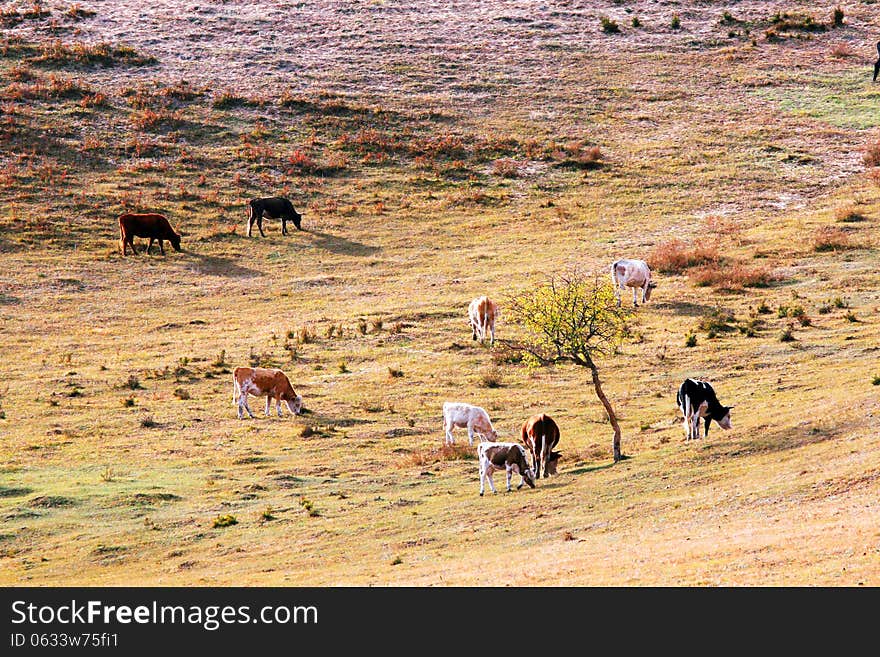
232,366 -> 302,420
478,442 -> 535,495
468,296 -> 498,346
442,401 -> 498,445
520,413 -> 562,479
118,213 -> 182,256
611,258 -> 656,307
676,378 -> 732,441
246,197 -> 303,237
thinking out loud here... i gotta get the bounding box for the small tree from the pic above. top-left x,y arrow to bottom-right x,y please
506,271 -> 629,462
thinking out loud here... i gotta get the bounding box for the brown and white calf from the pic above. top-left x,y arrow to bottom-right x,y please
468,296 -> 498,346
611,258 -> 656,307
442,401 -> 498,445
478,442 -> 535,495
521,413 -> 562,479
232,367 -> 302,420
118,213 -> 182,256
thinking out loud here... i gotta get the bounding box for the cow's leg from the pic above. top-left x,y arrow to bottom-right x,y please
632,286 -> 638,307
485,467 -> 497,495
158,239 -> 165,255
467,422 -> 475,446
276,398 -> 283,418
257,213 -> 266,237
281,216 -> 288,236
444,418 -> 454,445
489,320 -> 495,346
239,393 -> 255,419
704,416 -> 711,439
682,398 -> 691,440
265,395 -> 272,416
506,467 -> 513,492
471,322 -> 478,341
246,207 -> 255,237
126,238 -> 138,255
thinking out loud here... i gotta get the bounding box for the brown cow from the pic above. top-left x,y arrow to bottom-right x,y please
468,296 -> 497,345
232,366 -> 302,420
118,213 -> 182,256
520,413 -> 561,479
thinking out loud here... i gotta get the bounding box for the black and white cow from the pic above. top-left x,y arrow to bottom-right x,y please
477,442 -> 535,496
676,378 -> 732,441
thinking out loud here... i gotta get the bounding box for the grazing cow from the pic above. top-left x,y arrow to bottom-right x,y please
478,442 -> 535,495
246,197 -> 303,237
611,258 -> 656,307
520,413 -> 562,479
676,378 -> 732,441
442,401 -> 498,445
232,366 -> 302,420
468,296 -> 498,346
874,42 -> 880,82
118,213 -> 182,256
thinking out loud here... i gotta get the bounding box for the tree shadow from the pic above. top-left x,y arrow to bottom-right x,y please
653,300 -> 717,317
307,230 -> 381,256
565,460 -> 619,476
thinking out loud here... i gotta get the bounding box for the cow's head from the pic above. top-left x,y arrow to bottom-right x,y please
515,446 -> 536,489
716,406 -> 733,430
545,451 -> 562,476
644,281 -> 657,301
285,394 -> 303,415
170,231 -> 182,252
292,209 -> 303,231
482,429 -> 498,442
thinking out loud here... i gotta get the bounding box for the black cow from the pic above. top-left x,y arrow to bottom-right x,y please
246,197 -> 303,237
676,378 -> 732,441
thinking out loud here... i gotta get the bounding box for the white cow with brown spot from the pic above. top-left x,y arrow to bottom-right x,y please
478,442 -> 535,495
611,258 -> 656,307
442,401 -> 498,445
232,366 -> 302,420
468,296 -> 498,345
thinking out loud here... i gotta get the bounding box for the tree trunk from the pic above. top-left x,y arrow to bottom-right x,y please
586,359 -> 622,462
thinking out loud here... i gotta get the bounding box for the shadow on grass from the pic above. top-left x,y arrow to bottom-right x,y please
181,252 -> 262,278
565,460 -> 619,476
653,300 -> 717,317
693,422 -> 841,464
307,230 -> 380,256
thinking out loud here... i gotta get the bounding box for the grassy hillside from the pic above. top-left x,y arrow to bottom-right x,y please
1,1 -> 879,585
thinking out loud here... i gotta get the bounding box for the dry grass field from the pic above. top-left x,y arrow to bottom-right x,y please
1,1 -> 879,586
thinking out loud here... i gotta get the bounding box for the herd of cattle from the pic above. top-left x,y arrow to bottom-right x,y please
116,197 -> 733,495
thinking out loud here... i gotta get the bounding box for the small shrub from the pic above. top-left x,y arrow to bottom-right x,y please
817,303 -> 832,315
478,366 -> 504,388
631,17 -> 641,28
862,140 -> 880,167
296,325 -> 315,344
389,322 -> 404,334
835,206 -> 866,223
260,508 -> 275,521
299,496 -> 320,517
388,367 -> 404,379
720,11 -> 736,25
845,311 -> 858,323
300,425 -> 315,438
697,308 -> 735,334
812,226 -> 856,252
600,16 -> 620,34
833,296 -> 849,309
832,6 -> 844,27
756,300 -> 771,314
100,467 -> 116,482
648,239 -> 718,273
212,349 -> 226,368
212,514 -> 238,528
140,414 -> 157,428
338,360 -> 349,374
371,319 -> 383,332
390,556 -> 403,565
125,374 -> 142,390
872,375 -> 880,386
357,318 -> 368,335
122,396 -> 136,407
173,387 -> 191,400
689,263 -> 780,289
685,333 -> 697,348
779,325 -> 796,342
671,14 -> 681,30
492,158 -> 520,178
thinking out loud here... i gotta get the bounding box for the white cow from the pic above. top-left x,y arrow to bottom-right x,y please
442,402 -> 498,445
611,258 -> 656,307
